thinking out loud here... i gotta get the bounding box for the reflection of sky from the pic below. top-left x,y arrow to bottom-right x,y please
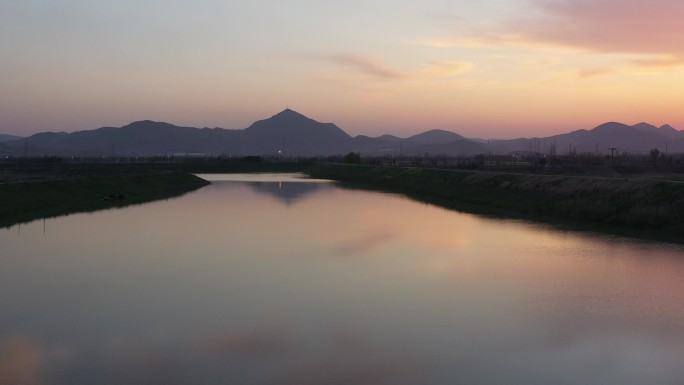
2,175 -> 684,384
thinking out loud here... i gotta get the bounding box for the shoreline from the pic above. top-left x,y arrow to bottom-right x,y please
305,163 -> 684,243
3,161 -> 684,243
0,172 -> 210,228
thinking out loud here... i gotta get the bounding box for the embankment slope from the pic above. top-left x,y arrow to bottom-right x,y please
307,164 -> 684,237
0,172 -> 209,228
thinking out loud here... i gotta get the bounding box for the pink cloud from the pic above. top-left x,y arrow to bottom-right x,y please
329,54 -> 474,82
524,0 -> 684,57
330,54 -> 406,80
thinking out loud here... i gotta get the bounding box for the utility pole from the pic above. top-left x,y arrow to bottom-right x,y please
666,140 -> 670,166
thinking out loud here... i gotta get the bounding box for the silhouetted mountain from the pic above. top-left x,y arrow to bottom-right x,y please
5,109 -> 353,156
7,122 -> 242,156
490,122 -> 681,154
350,135 -> 399,154
632,122 -> 683,140
348,129 -> 484,155
0,134 -> 21,143
243,109 -> 352,155
660,124 -> 681,134
405,129 -> 465,145
375,134 -> 402,143
4,112 -> 683,157
398,130 -> 486,155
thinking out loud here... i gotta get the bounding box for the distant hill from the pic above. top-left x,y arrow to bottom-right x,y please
8,122 -> 242,156
350,135 -> 399,154
350,129 -> 483,156
632,122 -> 683,140
0,134 -> 21,143
5,109 -> 352,156
3,112 -> 682,156
405,129 -> 465,145
375,134 -> 402,143
490,122 -> 683,155
5,109 -> 485,157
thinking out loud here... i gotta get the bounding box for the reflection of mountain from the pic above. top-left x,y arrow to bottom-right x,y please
248,181 -> 334,205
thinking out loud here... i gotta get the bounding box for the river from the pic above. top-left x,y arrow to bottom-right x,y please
1,173 -> 684,385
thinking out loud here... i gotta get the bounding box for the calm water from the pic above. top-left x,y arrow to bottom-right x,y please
2,173 -> 684,385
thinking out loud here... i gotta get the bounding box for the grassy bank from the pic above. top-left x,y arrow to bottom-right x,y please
306,163 -> 684,238
0,172 -> 209,228
0,161 -> 312,228
7,161 -> 684,240
0,161 -> 310,182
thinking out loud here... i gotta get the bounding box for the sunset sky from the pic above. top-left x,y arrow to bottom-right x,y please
2,0 -> 684,138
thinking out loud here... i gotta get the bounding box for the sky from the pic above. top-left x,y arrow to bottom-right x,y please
2,0 -> 684,138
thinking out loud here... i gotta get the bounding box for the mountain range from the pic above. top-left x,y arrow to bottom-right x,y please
0,134 -> 22,143
2,109 -> 683,157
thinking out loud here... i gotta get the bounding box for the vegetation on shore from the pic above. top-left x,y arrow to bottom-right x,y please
0,160 -> 315,228
0,171 -> 209,228
0,159 -> 309,182
306,163 -> 684,238
4,159 -> 684,240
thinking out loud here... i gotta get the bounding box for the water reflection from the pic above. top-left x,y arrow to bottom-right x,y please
0,336 -> 44,385
2,174 -> 684,384
248,182 -> 334,205
198,173 -> 335,205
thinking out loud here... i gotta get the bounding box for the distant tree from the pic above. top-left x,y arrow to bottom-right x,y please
343,152 -> 361,164
649,148 -> 660,165
243,155 -> 263,163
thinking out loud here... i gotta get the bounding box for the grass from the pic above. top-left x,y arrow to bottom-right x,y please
0,171 -> 209,228
306,163 -> 684,239
4,161 -> 684,241
0,160 -> 314,228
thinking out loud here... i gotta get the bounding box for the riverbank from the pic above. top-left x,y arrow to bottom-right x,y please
0,172 -> 209,228
5,161 -> 684,240
306,163 -> 684,238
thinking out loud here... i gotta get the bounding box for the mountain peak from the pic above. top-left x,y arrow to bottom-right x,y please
631,122 -> 681,139
244,109 -> 352,147
591,122 -> 632,132
407,129 -> 465,145
124,120 -> 175,129
273,108 -> 308,120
